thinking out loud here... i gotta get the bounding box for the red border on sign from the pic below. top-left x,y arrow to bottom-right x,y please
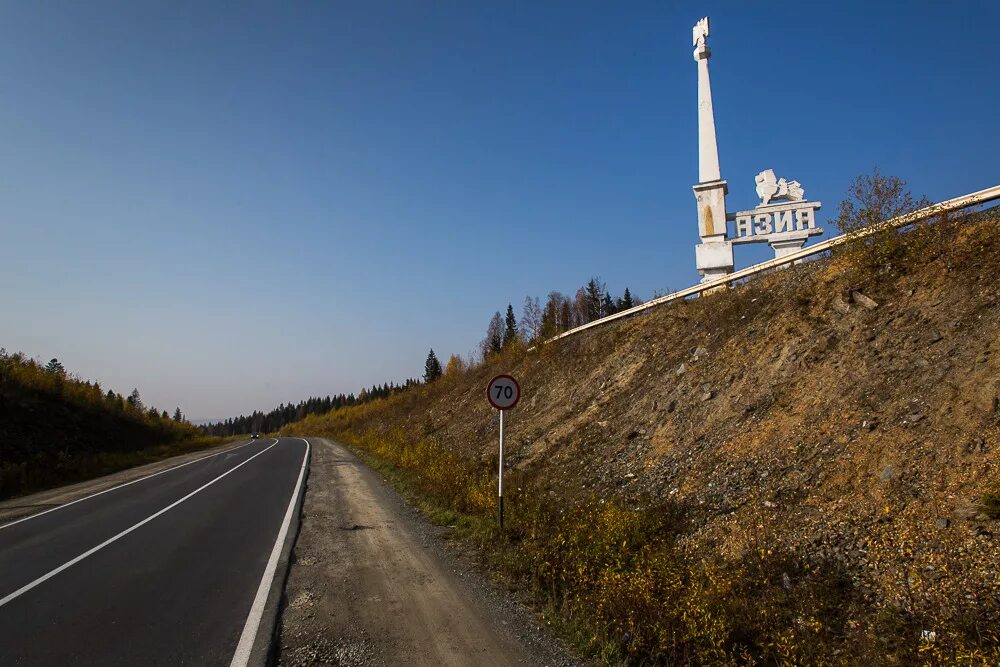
486,374 -> 521,410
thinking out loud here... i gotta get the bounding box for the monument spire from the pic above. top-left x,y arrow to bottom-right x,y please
693,17 -> 720,183
691,17 -> 733,282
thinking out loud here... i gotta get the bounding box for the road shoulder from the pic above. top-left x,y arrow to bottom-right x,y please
278,437 -> 575,666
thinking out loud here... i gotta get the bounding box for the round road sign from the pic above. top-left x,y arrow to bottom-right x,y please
486,374 -> 520,410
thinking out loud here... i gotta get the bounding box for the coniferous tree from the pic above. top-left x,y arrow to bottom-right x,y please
45,358 -> 66,376
173,407 -> 184,422
584,277 -> 604,322
602,291 -> 616,317
560,299 -> 573,332
424,349 -> 443,383
502,304 -> 518,347
622,287 -> 634,310
127,388 -> 143,411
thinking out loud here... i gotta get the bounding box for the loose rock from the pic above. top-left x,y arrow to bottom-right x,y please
850,291 -> 879,310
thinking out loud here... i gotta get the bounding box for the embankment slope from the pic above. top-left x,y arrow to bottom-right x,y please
292,212 -> 999,663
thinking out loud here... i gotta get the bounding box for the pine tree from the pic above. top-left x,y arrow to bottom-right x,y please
584,278 -> 604,322
622,287 -> 634,310
127,388 -> 143,410
45,358 -> 66,376
424,349 -> 442,383
173,407 -> 184,422
559,299 -> 573,332
602,291 -> 616,317
502,304 -> 518,347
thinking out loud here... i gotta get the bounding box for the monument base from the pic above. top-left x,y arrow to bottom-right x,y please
695,238 -> 733,283
770,237 -> 807,265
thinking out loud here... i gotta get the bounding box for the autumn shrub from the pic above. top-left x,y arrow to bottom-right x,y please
833,168 -> 932,284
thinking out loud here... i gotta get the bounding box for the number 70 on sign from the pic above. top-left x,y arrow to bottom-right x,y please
487,375 -> 520,410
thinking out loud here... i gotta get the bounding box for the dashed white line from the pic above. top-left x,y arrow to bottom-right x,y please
230,437 -> 310,667
0,439 -> 258,531
0,439 -> 280,608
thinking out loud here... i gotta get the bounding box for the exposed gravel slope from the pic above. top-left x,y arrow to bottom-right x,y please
287,211 -> 1000,660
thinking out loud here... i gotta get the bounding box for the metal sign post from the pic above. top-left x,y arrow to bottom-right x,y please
486,374 -> 520,530
498,408 -> 504,528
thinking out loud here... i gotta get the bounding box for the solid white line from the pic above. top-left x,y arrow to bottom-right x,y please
230,437 -> 310,667
0,439 -> 259,531
0,439 -> 280,609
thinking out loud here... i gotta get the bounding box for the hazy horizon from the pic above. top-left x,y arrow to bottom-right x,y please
2,1 -> 998,420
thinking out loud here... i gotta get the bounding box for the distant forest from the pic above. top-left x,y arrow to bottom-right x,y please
199,379 -> 420,437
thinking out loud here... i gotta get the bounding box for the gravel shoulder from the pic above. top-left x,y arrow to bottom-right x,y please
0,438 -> 250,525
278,437 -> 576,666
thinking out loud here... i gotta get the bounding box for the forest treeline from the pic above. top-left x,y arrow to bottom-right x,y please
0,348 -> 214,499
199,379 -> 421,437
0,348 -> 192,430
479,277 -> 641,358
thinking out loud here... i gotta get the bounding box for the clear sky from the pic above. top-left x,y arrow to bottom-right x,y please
1,1 -> 997,420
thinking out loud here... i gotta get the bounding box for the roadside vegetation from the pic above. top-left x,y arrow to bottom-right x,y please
0,351 -> 224,499
286,172 -> 1000,664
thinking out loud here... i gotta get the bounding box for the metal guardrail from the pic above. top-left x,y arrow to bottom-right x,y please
536,183 -> 1000,347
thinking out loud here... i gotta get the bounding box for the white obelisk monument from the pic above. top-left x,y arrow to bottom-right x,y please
691,17 -> 733,282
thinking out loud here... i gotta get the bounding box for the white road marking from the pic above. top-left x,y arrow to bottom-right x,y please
0,439 -> 260,531
230,437 -> 310,667
0,439 -> 280,608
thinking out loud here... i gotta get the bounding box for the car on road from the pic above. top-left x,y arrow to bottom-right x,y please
251,433 -> 260,439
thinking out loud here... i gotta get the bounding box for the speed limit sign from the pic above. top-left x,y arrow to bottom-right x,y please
487,374 -> 520,410
486,374 -> 520,530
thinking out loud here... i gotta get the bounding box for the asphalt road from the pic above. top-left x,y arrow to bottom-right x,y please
0,436 -> 309,666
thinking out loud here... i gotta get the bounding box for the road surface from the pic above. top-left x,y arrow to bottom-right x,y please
0,436 -> 309,666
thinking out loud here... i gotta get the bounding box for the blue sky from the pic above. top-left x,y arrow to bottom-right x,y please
1,1 -> 997,420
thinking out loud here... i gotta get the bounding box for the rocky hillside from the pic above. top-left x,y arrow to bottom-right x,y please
291,208 -> 1000,664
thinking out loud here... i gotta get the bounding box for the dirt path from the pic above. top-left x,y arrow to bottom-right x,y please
278,438 -> 574,666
